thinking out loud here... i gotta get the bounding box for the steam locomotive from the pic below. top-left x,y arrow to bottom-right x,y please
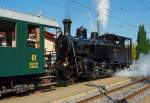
54,19 -> 132,83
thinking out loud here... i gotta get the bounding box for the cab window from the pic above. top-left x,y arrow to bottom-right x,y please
0,19 -> 16,47
27,24 -> 40,48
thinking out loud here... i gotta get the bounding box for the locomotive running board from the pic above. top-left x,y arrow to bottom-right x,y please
38,82 -> 58,87
38,75 -> 55,79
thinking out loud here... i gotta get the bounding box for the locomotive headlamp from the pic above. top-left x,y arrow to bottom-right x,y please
63,62 -> 67,67
63,57 -> 69,67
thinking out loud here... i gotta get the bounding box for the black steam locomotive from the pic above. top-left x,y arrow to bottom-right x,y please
54,19 -> 132,83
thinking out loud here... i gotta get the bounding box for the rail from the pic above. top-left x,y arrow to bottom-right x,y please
122,84 -> 150,100
78,77 -> 150,103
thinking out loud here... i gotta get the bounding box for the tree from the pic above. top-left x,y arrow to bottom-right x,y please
136,24 -> 150,59
132,44 -> 137,60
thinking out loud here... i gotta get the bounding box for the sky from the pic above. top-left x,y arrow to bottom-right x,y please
0,0 -> 150,43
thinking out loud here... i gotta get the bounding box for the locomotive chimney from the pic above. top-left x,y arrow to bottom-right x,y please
63,19 -> 72,36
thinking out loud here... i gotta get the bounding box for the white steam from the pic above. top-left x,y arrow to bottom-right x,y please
115,54 -> 150,77
88,13 -> 97,32
95,0 -> 110,28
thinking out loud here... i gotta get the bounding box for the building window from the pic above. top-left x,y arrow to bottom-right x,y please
0,19 -> 16,47
27,24 -> 40,48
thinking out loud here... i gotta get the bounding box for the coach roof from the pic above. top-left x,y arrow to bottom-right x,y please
0,8 -> 60,28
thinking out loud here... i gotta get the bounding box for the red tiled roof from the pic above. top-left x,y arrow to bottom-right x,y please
44,31 -> 55,42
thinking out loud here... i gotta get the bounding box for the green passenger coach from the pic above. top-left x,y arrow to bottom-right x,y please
0,8 -> 60,96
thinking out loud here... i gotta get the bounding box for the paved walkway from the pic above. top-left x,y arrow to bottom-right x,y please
140,95 -> 150,103
0,76 -> 129,103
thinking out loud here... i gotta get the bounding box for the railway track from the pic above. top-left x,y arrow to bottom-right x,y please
121,84 -> 150,103
78,77 -> 150,103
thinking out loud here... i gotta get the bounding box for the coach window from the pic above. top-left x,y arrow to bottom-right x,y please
27,24 -> 40,48
0,19 -> 16,47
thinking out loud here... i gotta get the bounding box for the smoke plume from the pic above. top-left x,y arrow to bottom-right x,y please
115,54 -> 150,77
88,13 -> 97,32
95,0 -> 110,28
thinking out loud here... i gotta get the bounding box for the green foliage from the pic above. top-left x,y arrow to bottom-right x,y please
136,24 -> 150,59
132,44 -> 137,60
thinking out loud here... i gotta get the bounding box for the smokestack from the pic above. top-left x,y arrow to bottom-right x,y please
63,19 -> 72,36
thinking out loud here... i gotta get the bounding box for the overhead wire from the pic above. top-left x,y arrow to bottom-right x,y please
41,0 -> 144,32
41,0 -> 60,6
41,0 -> 150,39
136,0 -> 150,34
41,0 -> 92,19
137,0 -> 150,12
70,0 -> 138,29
